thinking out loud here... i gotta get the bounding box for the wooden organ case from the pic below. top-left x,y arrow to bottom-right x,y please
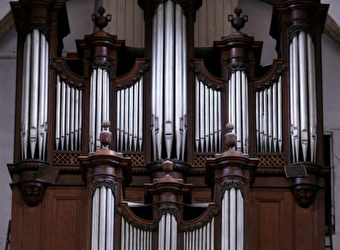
7,0 -> 330,249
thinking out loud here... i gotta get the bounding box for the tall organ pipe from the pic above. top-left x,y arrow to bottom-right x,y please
20,29 -> 49,160
151,1 -> 187,161
289,31 -> 317,163
89,68 -> 110,152
228,70 -> 249,154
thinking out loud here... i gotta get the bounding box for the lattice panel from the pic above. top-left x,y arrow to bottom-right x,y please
124,153 -> 144,167
257,154 -> 285,167
53,152 -> 80,165
193,154 -> 215,168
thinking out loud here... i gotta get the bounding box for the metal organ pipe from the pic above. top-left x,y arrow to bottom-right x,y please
115,78 -> 144,152
91,186 -> 115,250
289,31 -> 317,163
150,1 -> 187,160
195,77 -> 222,153
221,187 -> 244,250
256,77 -> 283,153
228,70 -> 249,154
20,29 -> 49,160
89,68 -> 110,152
55,76 -> 82,151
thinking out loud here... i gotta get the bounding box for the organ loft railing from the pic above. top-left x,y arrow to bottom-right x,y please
8,0 -> 329,249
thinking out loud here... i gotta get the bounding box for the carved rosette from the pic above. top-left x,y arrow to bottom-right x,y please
92,179 -> 117,196
220,181 -> 245,198
19,180 -> 47,207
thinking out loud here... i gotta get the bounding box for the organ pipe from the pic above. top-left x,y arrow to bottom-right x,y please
289,31 -> 317,163
20,29 -> 49,160
221,186 -> 244,250
91,186 -> 115,250
195,77 -> 222,153
256,76 -> 283,153
228,70 -> 249,154
89,68 -> 110,152
54,75 -> 82,151
151,1 -> 187,160
115,78 -> 144,152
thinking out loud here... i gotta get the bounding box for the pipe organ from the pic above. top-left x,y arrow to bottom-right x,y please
8,0 -> 331,250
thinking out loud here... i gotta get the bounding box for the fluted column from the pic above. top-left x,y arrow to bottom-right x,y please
80,122 -> 132,249
145,160 -> 192,250
206,124 -> 258,249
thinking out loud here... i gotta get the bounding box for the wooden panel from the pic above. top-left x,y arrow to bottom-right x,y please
41,188 -> 87,250
103,0 -> 144,47
258,201 -> 281,249
249,189 -> 293,250
194,0 -> 239,47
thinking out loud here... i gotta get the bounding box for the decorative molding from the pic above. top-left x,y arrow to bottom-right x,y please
92,179 -> 117,196
221,180 -> 245,198
288,24 -> 316,43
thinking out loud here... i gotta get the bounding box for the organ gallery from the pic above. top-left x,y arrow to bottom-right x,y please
7,0 -> 330,249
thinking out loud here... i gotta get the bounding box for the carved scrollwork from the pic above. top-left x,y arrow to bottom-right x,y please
118,206 -> 158,231
288,24 -> 316,43
52,61 -> 84,89
220,180 -> 245,198
157,206 -> 179,220
92,179 -> 117,196
115,62 -> 149,90
179,207 -> 218,232
255,63 -> 286,91
191,62 -> 224,91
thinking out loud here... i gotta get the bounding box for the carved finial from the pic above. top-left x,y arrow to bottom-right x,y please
100,121 -> 111,149
228,7 -> 248,32
225,123 -> 237,150
92,6 -> 111,30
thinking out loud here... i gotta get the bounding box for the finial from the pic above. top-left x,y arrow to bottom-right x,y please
92,6 -> 111,30
99,121 -> 111,149
225,123 -> 237,150
228,7 -> 248,32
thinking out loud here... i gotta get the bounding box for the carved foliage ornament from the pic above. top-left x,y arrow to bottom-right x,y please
24,23 -> 50,40
220,181 -> 245,198
191,63 -> 224,91
228,63 -> 249,80
157,207 -> 179,220
288,24 -> 316,44
92,179 -> 117,196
